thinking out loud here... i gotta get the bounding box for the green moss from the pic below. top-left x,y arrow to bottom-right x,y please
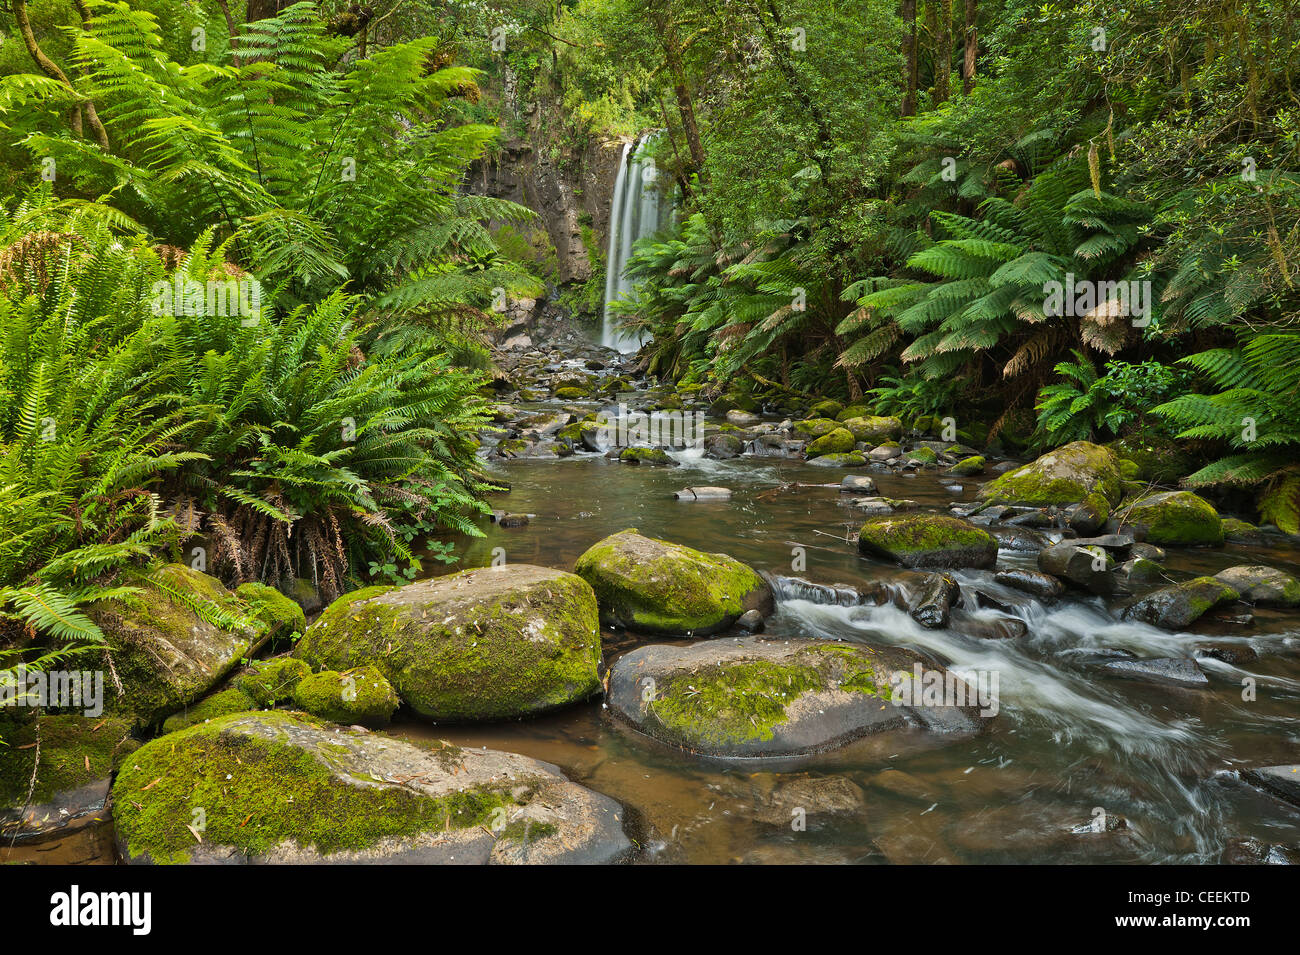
807,399 -> 844,419
947,455 -> 986,476
1122,490 -> 1223,546
836,405 -> 870,422
904,446 -> 937,465
857,514 -> 997,568
161,688 -> 258,734
573,529 -> 768,635
499,818 -> 558,843
235,657 -> 312,707
496,438 -> 528,456
0,714 -> 137,808
806,427 -> 856,457
841,415 -> 902,443
297,572 -> 600,721
980,441 -> 1123,506
644,646 -> 892,749
806,451 -> 867,467
553,386 -> 589,400
235,582 -> 306,644
292,666 -> 399,726
793,418 -> 841,438
111,713 -> 516,864
620,447 -> 673,465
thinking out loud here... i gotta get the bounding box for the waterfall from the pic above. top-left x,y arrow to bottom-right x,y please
602,136 -> 670,352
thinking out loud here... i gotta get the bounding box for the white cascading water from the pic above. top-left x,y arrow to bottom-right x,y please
602,136 -> 670,352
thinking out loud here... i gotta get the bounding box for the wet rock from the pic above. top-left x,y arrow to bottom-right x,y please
0,714 -> 137,840
606,637 -> 992,759
1120,490 -> 1223,546
867,443 -> 899,462
1120,576 -> 1239,630
494,512 -> 530,527
748,774 -> 867,827
951,610 -> 1029,640
808,451 -> 867,467
1131,542 -> 1166,561
987,524 -> 1051,551
765,575 -> 878,607
619,446 -> 676,466
994,569 -> 1065,599
1066,494 -> 1111,535
295,565 -> 602,721
1241,765 -> 1300,809
112,712 -> 630,864
1102,657 -> 1209,688
703,432 -> 745,459
857,514 -> 998,569
735,609 -> 766,633
726,410 -> 761,427
1114,557 -> 1163,591
1037,541 -> 1115,595
1195,644 -> 1258,665
1212,565 -> 1300,607
1068,534 -> 1135,558
573,529 -> 773,636
86,564 -> 275,725
1221,517 -> 1265,546
674,486 -> 732,501
979,441 -> 1123,507
840,475 -> 879,494
1221,837 -> 1298,865
909,572 -> 959,629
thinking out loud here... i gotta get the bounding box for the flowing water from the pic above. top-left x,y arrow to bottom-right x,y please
601,136 -> 671,353
397,415 -> 1300,864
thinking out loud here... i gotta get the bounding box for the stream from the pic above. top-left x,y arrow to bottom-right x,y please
393,403 -> 1300,865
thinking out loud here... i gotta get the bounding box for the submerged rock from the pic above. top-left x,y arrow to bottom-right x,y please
1102,657 -> 1209,688
607,637 -> 991,758
574,529 -> 772,636
857,514 -> 998,569
979,441 -> 1123,507
1213,565 -> 1300,607
994,569 -> 1065,599
909,572 -> 959,629
1120,576 -> 1239,630
295,565 -> 602,721
112,712 -> 630,864
1120,490 -> 1223,546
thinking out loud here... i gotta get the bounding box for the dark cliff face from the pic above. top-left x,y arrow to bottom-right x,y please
467,88 -> 627,286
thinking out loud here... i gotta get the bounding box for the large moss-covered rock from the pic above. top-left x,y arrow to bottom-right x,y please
806,427 -> 856,458
87,564 -> 272,726
1120,490 -> 1223,546
1121,576 -> 1239,630
979,441 -> 1123,506
1,714 -> 137,839
295,566 -> 602,721
1213,565 -> 1300,607
857,514 -> 998,569
793,418 -> 842,439
161,688 -> 258,734
841,416 -> 902,444
807,451 -> 867,467
112,711 -> 630,864
573,530 -> 773,636
291,665 -> 399,727
947,455 -> 986,477
607,637 -> 991,758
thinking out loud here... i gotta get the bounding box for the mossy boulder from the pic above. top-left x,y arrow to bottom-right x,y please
979,441 -> 1123,507
86,564 -> 272,726
806,427 -> 856,458
1121,577 -> 1239,630
904,446 -> 938,466
1,714 -> 137,839
606,637 -> 991,758
807,399 -> 844,419
295,566 -> 602,721
947,455 -> 986,477
1212,565 -> 1300,607
857,514 -> 998,569
236,582 -> 306,643
841,415 -> 903,444
1221,517 -> 1265,546
792,418 -> 841,439
1120,490 -> 1223,546
161,687 -> 258,734
553,386 -> 590,400
835,405 -> 871,422
1106,433 -> 1195,485
620,446 -> 675,466
807,451 -> 867,467
111,711 -> 630,864
573,529 -> 773,636
291,665 -> 399,727
703,432 -> 745,459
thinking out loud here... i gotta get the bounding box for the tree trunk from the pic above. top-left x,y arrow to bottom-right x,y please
901,0 -> 918,116
246,0 -> 282,23
963,0 -> 978,94
935,0 -> 951,102
14,0 -> 108,148
652,4 -> 707,179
